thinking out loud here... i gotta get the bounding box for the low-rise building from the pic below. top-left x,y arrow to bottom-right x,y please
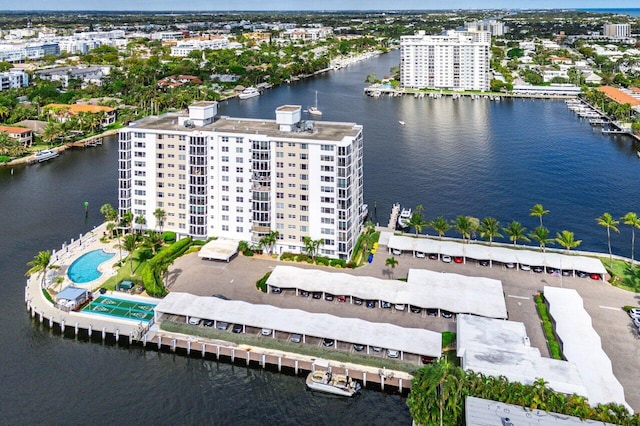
0,69 -> 28,91
0,125 -> 33,146
36,65 -> 112,88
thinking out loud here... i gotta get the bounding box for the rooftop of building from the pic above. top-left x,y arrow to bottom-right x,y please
128,108 -> 361,141
0,125 -> 32,134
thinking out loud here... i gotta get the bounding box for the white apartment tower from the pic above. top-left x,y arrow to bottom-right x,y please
118,102 -> 365,260
400,30 -> 491,91
603,23 -> 630,39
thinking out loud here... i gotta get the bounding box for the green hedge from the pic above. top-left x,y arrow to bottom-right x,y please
535,293 -> 563,360
256,271 -> 271,292
442,331 -> 456,348
162,231 -> 176,243
142,237 -> 193,297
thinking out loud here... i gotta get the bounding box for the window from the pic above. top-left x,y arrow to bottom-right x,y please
276,202 -> 284,209
236,196 -> 244,202
222,146 -> 229,152
300,215 -> 308,222
300,174 -> 308,180
222,156 -> 229,162
276,152 -> 283,158
276,213 -> 284,219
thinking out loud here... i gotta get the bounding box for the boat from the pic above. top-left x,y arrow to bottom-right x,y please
399,121 -> 406,126
238,87 -> 260,99
34,149 -> 59,162
637,151 -> 640,159
308,91 -> 322,117
397,207 -> 412,229
306,371 -> 361,397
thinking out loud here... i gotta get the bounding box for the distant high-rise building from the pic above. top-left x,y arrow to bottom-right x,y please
603,23 -> 630,38
400,30 -> 491,92
465,19 -> 507,37
118,103 -> 365,260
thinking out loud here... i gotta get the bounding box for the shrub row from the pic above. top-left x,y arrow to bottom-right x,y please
142,237 -> 193,297
280,252 -> 350,268
256,271 -> 272,292
535,293 -> 563,360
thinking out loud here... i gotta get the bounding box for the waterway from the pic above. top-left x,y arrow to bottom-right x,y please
2,50 -> 640,424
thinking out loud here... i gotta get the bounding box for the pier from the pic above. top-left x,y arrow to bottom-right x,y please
388,203 -> 400,230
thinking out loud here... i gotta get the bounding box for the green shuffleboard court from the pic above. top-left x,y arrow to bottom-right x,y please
82,296 -> 156,322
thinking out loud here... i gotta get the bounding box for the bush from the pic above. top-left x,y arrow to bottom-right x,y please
256,271 -> 271,292
0,155 -> 10,163
315,256 -> 330,266
280,252 -> 295,261
244,250 -> 254,257
162,231 -> 176,243
137,247 -> 153,262
442,331 -> 456,348
623,305 -> 638,313
535,293 -> 564,360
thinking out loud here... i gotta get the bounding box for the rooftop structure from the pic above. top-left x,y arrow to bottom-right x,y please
597,85 -> 640,107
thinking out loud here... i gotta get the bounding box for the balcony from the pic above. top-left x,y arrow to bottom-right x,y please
251,225 -> 271,234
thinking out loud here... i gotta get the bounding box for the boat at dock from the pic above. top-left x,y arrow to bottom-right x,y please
308,91 -> 322,117
399,121 -> 406,126
238,87 -> 260,99
34,149 -> 59,162
306,371 -> 361,397
397,207 -> 411,229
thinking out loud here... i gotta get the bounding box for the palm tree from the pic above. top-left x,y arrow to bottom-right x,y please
122,234 -> 139,274
430,216 -> 450,240
478,217 -> 503,245
100,203 -> 118,223
555,230 -> 581,252
621,212 -> 640,265
26,250 -> 52,287
385,256 -> 398,279
596,212 -> 619,269
153,207 -> 166,232
452,215 -> 473,243
121,210 -> 134,235
407,205 -> 429,236
143,231 -> 163,255
529,226 -> 553,252
303,236 -> 323,261
134,215 -> 147,234
503,220 -> 530,246
530,203 -> 550,228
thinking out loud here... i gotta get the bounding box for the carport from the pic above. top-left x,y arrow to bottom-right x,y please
198,239 -> 238,262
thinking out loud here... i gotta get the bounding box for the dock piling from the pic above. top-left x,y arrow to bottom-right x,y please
201,343 -> 206,357
187,340 -> 191,355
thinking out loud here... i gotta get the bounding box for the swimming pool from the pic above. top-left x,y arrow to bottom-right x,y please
67,249 -> 115,284
81,296 -> 156,322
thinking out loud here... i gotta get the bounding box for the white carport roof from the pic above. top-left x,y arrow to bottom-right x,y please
544,286 -> 630,411
457,315 -> 588,397
197,239 -> 238,261
155,292 -> 442,357
387,235 -> 606,274
267,265 -> 507,319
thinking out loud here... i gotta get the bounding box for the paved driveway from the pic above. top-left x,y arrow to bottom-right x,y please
169,247 -> 640,411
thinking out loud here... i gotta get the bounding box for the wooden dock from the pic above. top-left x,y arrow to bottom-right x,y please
388,203 -> 400,230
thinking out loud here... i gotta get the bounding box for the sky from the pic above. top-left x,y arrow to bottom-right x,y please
3,1 -> 639,11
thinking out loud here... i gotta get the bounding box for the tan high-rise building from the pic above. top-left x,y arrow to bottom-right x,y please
118,102 -> 365,260
603,23 -> 630,39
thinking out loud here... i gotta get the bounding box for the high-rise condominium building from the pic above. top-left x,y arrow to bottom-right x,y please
602,23 -> 630,39
400,30 -> 491,92
118,102 -> 365,260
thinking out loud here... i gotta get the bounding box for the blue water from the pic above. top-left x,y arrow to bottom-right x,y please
579,8 -> 640,17
67,249 -> 115,283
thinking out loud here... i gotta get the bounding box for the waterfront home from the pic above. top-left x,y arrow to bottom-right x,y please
43,103 -> 117,127
0,125 -> 33,146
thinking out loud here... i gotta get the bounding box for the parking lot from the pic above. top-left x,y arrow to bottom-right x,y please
168,245 -> 640,411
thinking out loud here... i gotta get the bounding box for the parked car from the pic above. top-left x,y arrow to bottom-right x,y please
479,260 -> 490,267
546,267 -> 560,275
325,293 -> 334,301
453,256 -> 464,264
577,271 -> 588,278
441,255 -> 452,263
353,344 -> 365,352
366,300 -> 376,309
633,318 -> 640,328
322,338 -> 334,347
300,290 -> 309,297
395,304 -> 406,311
216,321 -> 229,330
387,349 -> 399,358
290,333 -> 302,343
628,308 -> 640,319
261,328 -> 272,336
426,308 -> 438,317
271,286 -> 282,294
590,273 -> 601,280
505,262 -> 516,269
312,292 -> 322,299
421,355 -> 435,364
441,310 -> 453,319
415,252 -> 426,258
203,319 -> 214,327
353,297 -> 363,305
381,301 -> 392,309
520,264 -> 531,271
561,270 -> 571,276
372,346 -> 382,353
410,305 -> 422,314
188,317 -> 202,325
532,266 -> 544,273
337,295 -> 347,303
212,294 -> 229,300
232,324 -> 243,333
428,254 -> 438,260
392,249 -> 401,255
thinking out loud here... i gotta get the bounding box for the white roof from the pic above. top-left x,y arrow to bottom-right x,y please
267,265 -> 507,319
466,396 -> 617,425
197,239 -> 238,261
387,235 -> 606,274
155,292 -> 442,357
457,315 -> 588,397
544,286 -> 630,411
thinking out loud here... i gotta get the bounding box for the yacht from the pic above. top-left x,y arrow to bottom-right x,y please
238,87 -> 260,99
306,371 -> 361,397
34,149 -> 59,162
397,207 -> 412,229
398,121 -> 406,126
308,91 -> 322,117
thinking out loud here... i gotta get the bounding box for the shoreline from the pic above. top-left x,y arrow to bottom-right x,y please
1,128 -> 119,168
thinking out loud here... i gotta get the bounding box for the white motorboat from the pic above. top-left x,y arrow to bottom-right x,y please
238,87 -> 260,99
397,207 -> 412,229
399,120 -> 406,126
306,371 -> 361,397
308,91 -> 322,116
34,149 -> 59,162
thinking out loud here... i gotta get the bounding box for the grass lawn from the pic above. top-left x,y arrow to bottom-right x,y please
100,243 -> 145,291
605,257 -> 640,293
